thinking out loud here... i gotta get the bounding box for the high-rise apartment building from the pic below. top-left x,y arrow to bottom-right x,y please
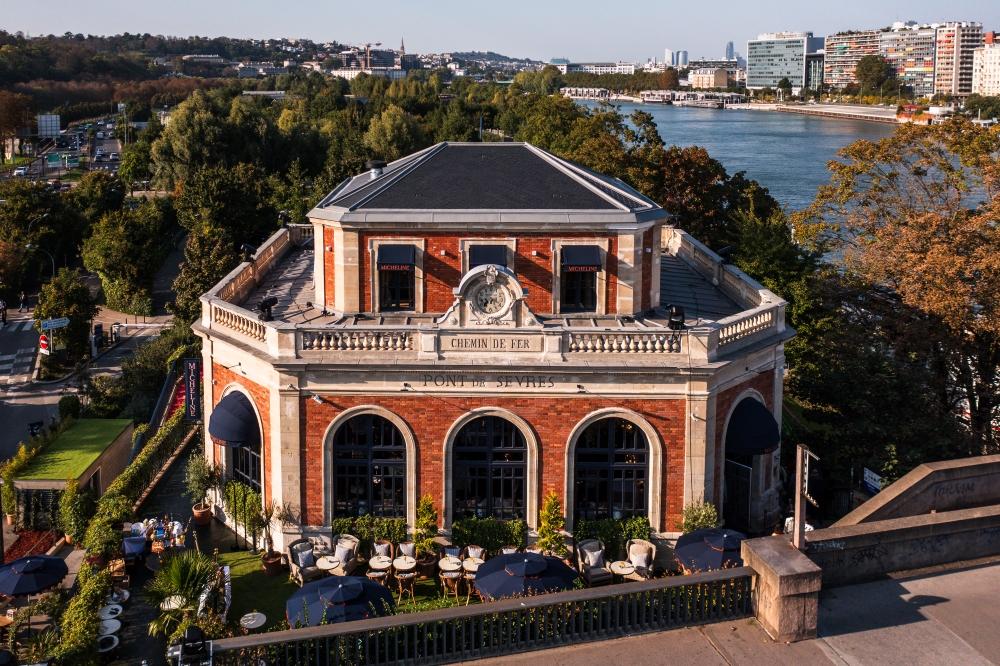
880,22 -> 938,97
824,30 -> 880,88
972,42 -> 1000,96
934,22 -> 984,97
725,41 -> 735,60
746,32 -> 825,93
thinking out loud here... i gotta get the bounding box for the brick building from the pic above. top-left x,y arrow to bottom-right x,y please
194,142 -> 792,552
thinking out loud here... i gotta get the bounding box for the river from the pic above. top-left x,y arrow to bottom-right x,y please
583,102 -> 897,211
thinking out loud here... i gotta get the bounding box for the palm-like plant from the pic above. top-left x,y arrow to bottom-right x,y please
143,550 -> 222,637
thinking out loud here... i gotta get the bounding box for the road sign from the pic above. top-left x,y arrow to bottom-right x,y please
46,153 -> 61,165
863,468 -> 882,496
39,334 -> 49,355
40,317 -> 69,331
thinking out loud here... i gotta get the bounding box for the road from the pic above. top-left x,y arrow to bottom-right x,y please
0,312 -> 56,460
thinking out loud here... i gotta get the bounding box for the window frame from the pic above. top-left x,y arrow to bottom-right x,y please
332,414 -> 408,519
369,238 -> 426,313
551,239 -> 609,316
452,416 -> 527,522
573,418 -> 649,523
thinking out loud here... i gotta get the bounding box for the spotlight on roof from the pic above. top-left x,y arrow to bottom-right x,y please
716,246 -> 734,264
241,244 -> 258,261
667,304 -> 686,331
257,296 -> 278,322
365,159 -> 387,179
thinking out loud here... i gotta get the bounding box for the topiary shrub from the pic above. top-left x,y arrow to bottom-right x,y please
373,517 -> 407,545
58,395 -> 81,420
536,491 -> 567,556
412,495 -> 438,559
676,496 -> 719,534
452,516 -> 527,557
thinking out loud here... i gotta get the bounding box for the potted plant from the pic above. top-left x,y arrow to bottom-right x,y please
2,480 -> 16,526
413,494 -> 439,579
186,451 -> 219,526
83,516 -> 120,568
536,491 -> 568,561
58,477 -> 96,546
259,501 -> 296,576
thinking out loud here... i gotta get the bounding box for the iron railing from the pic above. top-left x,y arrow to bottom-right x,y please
211,567 -> 755,666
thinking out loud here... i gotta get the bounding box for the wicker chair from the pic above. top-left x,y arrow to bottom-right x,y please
287,539 -> 324,586
575,539 -> 612,587
328,534 -> 361,576
624,539 -> 657,581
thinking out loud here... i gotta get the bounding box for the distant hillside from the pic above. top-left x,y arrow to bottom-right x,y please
449,51 -> 541,65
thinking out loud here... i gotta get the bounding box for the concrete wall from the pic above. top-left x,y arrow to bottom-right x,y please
806,504 -> 1000,587
836,454 -> 1000,526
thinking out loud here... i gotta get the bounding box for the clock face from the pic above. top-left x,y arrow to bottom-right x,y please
475,285 -> 505,314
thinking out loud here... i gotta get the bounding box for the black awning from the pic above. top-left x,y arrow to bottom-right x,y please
377,244 -> 415,271
208,392 -> 260,448
469,245 -> 507,268
561,245 -> 602,272
725,398 -> 780,456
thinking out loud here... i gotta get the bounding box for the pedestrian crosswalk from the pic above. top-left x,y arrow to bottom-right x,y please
0,320 -> 36,332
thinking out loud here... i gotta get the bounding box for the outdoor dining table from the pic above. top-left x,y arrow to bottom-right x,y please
369,555 -> 392,571
609,561 -> 635,583
438,556 -> 462,572
107,590 -> 130,604
393,556 -> 416,571
98,619 -> 121,636
462,557 -> 485,573
97,634 -> 119,654
97,604 -> 123,621
316,556 -> 341,572
239,612 -> 266,631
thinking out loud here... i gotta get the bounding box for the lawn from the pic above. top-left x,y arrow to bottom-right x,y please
16,419 -> 132,480
218,552 -> 480,632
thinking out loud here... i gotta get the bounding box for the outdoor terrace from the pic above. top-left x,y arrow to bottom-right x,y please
197,225 -> 788,367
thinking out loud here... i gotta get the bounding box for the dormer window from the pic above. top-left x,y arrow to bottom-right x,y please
377,244 -> 415,311
560,245 -> 601,313
469,245 -> 507,269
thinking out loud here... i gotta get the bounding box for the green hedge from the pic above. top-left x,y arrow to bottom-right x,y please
451,517 -> 527,557
53,564 -> 111,666
572,516 -> 651,560
223,479 -> 262,536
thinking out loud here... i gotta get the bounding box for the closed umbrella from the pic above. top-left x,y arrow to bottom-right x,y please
673,528 -> 746,574
0,556 -> 68,597
286,576 -> 394,627
473,553 -> 577,602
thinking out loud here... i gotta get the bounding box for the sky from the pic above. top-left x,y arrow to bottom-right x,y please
1,0 -> 998,63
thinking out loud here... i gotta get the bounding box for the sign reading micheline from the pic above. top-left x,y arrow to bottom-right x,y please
440,333 -> 543,352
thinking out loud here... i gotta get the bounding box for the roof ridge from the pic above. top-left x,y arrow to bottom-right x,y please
521,144 -> 634,211
522,144 -> 654,211
328,143 -> 445,210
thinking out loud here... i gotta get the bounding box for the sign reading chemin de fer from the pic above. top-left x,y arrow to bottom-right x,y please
439,333 -> 543,352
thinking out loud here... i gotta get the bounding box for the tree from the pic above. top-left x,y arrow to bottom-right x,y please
0,91 -> 35,164
776,77 -> 792,96
33,268 -> 99,358
855,55 -> 891,92
536,491 -> 567,556
658,69 -> 679,90
363,104 -> 425,162
964,94 -> 1000,121
82,207 -> 162,312
66,171 -> 126,227
170,230 -> 240,323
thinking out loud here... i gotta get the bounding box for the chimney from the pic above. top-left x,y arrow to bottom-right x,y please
365,160 -> 387,180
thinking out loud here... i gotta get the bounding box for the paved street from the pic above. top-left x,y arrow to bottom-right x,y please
0,313 -> 56,460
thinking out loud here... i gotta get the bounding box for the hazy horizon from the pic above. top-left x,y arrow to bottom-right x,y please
1,0 -> 997,63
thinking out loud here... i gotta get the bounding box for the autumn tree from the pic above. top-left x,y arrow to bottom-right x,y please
658,69 -> 679,90
362,104 -> 425,162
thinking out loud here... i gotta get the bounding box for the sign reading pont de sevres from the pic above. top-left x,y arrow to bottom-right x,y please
440,333 -> 542,352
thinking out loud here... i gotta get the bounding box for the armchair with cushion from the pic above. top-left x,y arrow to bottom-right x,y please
575,539 -> 612,587
287,539 -> 324,586
624,538 -> 657,581
329,534 -> 361,577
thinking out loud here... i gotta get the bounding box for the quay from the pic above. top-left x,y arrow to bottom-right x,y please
774,103 -> 900,124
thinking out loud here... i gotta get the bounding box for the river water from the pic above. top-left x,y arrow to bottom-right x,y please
583,102 -> 897,211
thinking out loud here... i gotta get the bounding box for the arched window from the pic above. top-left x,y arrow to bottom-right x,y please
574,418 -> 648,522
333,414 -> 407,518
453,416 -> 526,521
233,444 -> 261,493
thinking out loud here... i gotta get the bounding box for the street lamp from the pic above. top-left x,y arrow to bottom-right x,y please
25,244 -> 56,278
26,213 -> 49,234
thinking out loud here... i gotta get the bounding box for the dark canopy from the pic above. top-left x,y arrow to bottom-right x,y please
377,244 -> 415,271
208,392 -> 260,447
469,245 -> 507,268
561,245 -> 602,272
725,398 -> 780,456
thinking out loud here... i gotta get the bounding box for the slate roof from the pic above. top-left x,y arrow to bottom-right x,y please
316,143 -> 657,212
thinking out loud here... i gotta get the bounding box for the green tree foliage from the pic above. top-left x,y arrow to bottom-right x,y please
512,65 -> 565,95
964,94 -> 1000,121
413,494 -> 439,558
58,477 -> 95,544
536,491 -> 567,556
82,203 -> 166,312
143,549 -> 222,637
65,170 -> 126,227
776,77 -> 793,94
854,55 -> 892,91
33,268 -> 99,358
676,497 -> 719,534
363,104 -> 425,161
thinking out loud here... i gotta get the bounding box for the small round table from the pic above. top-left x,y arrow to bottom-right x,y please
97,634 -> 119,654
609,561 -> 635,583
98,619 -> 121,636
98,604 -> 123,621
317,556 -> 341,572
369,555 -> 392,571
438,556 -> 462,572
462,557 -> 485,573
107,590 -> 130,604
393,556 -> 416,572
240,612 -> 267,631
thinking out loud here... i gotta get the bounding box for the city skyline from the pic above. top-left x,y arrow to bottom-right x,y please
1,0 -> 996,64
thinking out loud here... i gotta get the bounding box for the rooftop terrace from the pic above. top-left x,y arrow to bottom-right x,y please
16,419 -> 132,481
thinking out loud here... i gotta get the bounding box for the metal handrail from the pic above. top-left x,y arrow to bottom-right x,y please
130,358 -> 180,462
211,567 -> 755,664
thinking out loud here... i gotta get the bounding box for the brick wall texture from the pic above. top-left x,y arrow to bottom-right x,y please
300,395 -> 686,533
713,372 -> 776,504
213,365 -> 272,499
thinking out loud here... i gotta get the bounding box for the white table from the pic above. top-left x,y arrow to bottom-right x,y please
317,556 -> 342,572
609,561 -> 635,582
240,612 -> 267,630
462,557 -> 485,573
97,634 -> 119,653
438,556 -> 462,572
369,555 -> 392,570
98,604 -> 123,620
107,590 -> 130,604
99,619 -> 121,636
393,556 -> 416,571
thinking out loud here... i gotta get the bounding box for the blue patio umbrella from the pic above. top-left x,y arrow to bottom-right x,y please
286,576 -> 395,627
673,528 -> 746,574
473,553 -> 577,602
0,556 -> 69,597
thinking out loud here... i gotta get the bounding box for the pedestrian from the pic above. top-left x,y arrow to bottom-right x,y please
0,298 -> 6,327
17,291 -> 26,312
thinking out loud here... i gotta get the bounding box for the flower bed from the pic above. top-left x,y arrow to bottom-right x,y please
5,530 -> 54,561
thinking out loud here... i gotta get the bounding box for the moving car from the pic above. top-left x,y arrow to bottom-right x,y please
109,153 -> 119,160
13,167 -> 28,176
96,131 -> 105,139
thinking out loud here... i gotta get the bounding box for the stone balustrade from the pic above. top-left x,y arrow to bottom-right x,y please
564,331 -> 682,354
300,330 -> 415,352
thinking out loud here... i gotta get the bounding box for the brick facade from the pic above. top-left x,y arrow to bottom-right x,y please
213,365 -> 272,500
713,372 -> 776,505
299,395 -> 686,533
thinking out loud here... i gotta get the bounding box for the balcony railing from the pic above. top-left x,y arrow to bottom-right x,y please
210,567 -> 755,666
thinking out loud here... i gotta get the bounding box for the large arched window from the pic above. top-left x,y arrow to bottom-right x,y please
574,418 -> 648,522
333,414 -> 407,518
453,416 -> 526,521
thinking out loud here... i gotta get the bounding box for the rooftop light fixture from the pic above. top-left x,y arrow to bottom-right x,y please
258,296 -> 278,321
